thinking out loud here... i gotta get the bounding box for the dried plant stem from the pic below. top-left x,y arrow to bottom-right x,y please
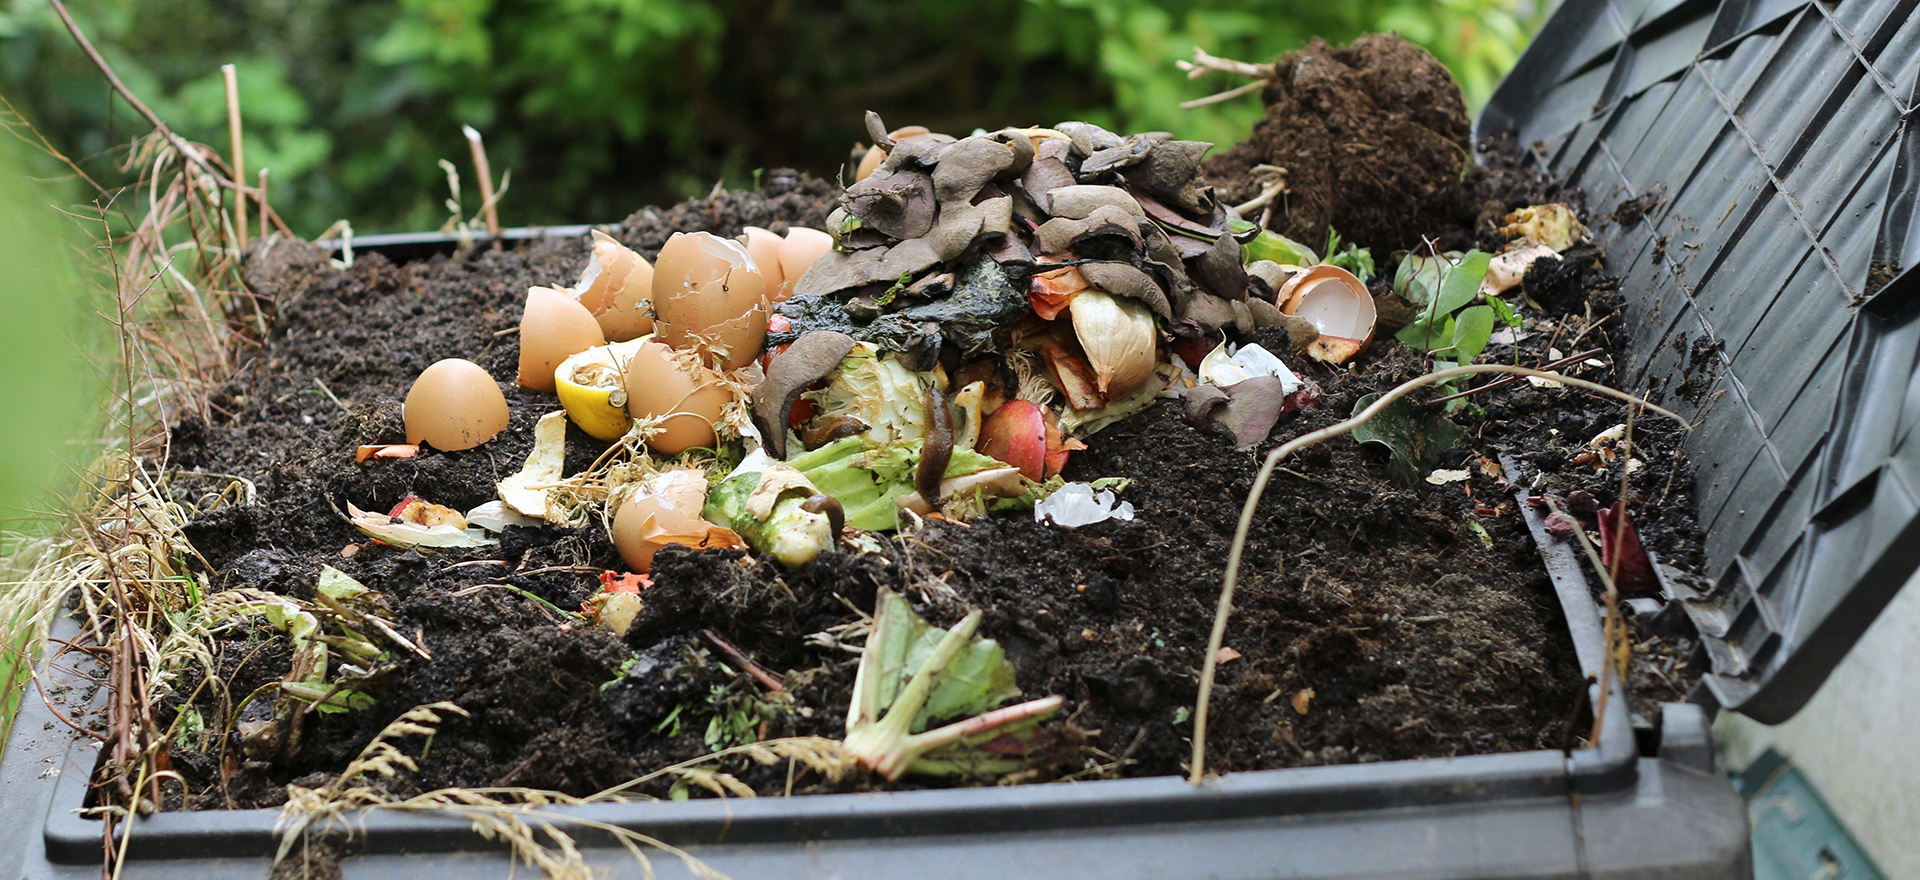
1181,79 -> 1266,110
222,64 -> 245,248
256,168 -> 269,241
700,629 -> 785,692
463,125 -> 502,241
1422,347 -> 1605,407
1188,365 -> 1689,784
1176,47 -> 1272,81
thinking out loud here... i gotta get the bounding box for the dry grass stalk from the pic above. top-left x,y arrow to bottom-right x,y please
277,702 -> 854,880
222,63 -> 245,248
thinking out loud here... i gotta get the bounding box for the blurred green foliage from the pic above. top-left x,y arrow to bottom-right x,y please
0,132 -> 99,528
0,0 -> 1540,237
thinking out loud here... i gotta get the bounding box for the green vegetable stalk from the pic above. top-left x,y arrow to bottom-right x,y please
845,590 -> 1064,780
704,450 -> 837,566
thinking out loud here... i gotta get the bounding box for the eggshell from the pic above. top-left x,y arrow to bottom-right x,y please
739,226 -> 786,297
625,340 -> 734,454
518,286 -> 607,392
652,232 -> 767,367
776,227 -> 834,301
612,469 -> 740,572
574,230 -> 655,341
1279,264 -> 1376,364
403,358 -> 509,451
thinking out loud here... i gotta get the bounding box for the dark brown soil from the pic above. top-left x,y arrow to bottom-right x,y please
1205,33 -> 1473,253
147,142 -> 1703,810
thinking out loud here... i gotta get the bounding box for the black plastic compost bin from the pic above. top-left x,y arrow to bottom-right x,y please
6,0 -> 1917,874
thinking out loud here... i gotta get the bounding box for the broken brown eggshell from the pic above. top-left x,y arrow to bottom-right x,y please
518,286 -> 607,392
1278,265 -> 1375,365
625,339 -> 735,454
574,230 -> 655,341
776,228 -> 834,300
612,469 -> 743,573
404,358 -> 511,451
739,226 -> 787,298
652,231 -> 769,370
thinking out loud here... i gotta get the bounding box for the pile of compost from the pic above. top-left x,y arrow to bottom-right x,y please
148,38 -> 1703,810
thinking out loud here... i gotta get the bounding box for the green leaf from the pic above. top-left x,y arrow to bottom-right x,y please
1351,392 -> 1465,485
916,638 -> 1020,727
1241,229 -> 1318,266
1449,305 -> 1496,363
1393,250 -> 1492,351
1484,291 -> 1523,329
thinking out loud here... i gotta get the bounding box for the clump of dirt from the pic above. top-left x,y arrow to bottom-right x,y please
1206,34 -> 1472,252
137,134 -> 1703,810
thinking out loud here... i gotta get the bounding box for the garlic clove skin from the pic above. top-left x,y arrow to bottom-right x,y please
517,287 -> 607,392
1068,288 -> 1157,398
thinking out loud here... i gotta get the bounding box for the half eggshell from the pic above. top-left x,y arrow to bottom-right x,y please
625,339 -> 735,454
612,469 -> 742,572
518,286 -> 607,392
574,230 -> 655,341
776,227 -> 834,301
1279,265 -> 1376,364
404,358 -> 510,451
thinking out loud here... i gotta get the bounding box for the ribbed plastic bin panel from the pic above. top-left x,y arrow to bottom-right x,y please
1481,0 -> 1920,725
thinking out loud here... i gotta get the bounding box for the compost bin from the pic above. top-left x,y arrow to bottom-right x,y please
8,0 -> 1917,874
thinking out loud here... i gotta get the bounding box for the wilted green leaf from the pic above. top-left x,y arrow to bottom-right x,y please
1241,228 -> 1318,266
1351,392 -> 1464,485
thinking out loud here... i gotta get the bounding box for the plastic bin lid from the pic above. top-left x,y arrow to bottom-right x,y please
1477,0 -> 1920,724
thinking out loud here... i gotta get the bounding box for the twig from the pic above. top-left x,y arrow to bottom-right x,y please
1231,181 -> 1287,216
700,629 -> 785,692
1181,79 -> 1266,110
47,0 -> 237,190
1188,364 -> 1689,785
1422,348 -> 1604,407
222,64 -> 245,248
256,168 -> 269,241
1176,47 -> 1272,81
463,125 -> 502,243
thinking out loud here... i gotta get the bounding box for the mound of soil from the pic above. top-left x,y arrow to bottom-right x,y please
1205,34 -> 1473,253
148,138 -> 1702,810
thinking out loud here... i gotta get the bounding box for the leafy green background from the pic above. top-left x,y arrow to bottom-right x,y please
0,0 -> 1541,238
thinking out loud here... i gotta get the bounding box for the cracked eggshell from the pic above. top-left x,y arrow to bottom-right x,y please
574,230 -> 655,341
612,469 -> 737,572
739,226 -> 786,299
652,232 -> 768,368
776,227 -> 834,301
518,286 -> 607,392
625,339 -> 735,454
404,358 -> 509,451
1279,265 -> 1375,364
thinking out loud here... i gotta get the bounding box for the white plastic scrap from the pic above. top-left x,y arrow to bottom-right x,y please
1035,482 -> 1134,528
